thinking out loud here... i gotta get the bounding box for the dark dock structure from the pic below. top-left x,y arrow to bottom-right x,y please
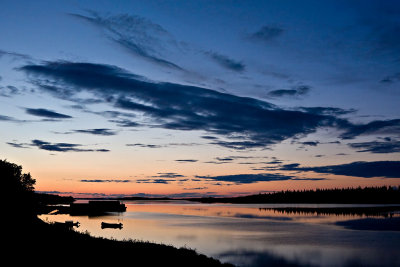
70,200 -> 126,215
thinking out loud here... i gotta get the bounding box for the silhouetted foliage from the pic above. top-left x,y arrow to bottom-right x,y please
1,159 -> 36,194
1,159 -> 38,219
189,186 -> 400,204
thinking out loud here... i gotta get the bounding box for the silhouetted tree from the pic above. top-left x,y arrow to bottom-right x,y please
1,159 -> 36,218
1,159 -> 36,194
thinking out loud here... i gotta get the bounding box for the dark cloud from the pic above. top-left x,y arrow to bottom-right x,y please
126,143 -> 163,148
249,25 -> 284,42
151,172 -> 186,178
210,140 -> 274,150
201,135 -> 219,140
0,49 -> 32,60
0,115 -> 17,121
339,119 -> 400,139
204,161 -> 231,165
204,51 -> 245,72
265,159 -> 283,164
183,187 -> 208,190
30,139 -> 110,152
25,108 -> 72,119
0,85 -> 20,97
194,173 -> 323,184
380,72 -> 400,84
18,61 -> 400,150
110,119 -> 141,127
267,85 -> 310,98
93,110 -> 135,119
80,179 -> 131,183
6,142 -> 30,149
136,179 -> 172,184
71,12 -> 183,71
205,155 -> 263,164
68,128 -> 117,136
126,142 -> 201,149
175,159 -> 198,163
299,141 -> 319,147
215,157 -> 234,162
348,139 -> 400,153
279,161 -> 400,179
0,115 -> 30,123
299,107 -> 356,116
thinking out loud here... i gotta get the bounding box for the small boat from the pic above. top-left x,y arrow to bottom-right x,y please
54,221 -> 80,228
101,222 -> 123,229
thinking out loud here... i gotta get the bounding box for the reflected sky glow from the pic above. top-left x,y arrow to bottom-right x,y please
40,202 -> 400,267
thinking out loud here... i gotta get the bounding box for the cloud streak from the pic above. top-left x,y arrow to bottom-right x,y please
28,139 -> 110,152
278,161 -> 400,179
71,11 -> 183,71
348,138 -> 400,153
60,128 -> 117,136
204,51 -> 245,72
80,179 -> 131,183
195,173 -> 324,184
267,85 -> 310,98
25,108 -> 72,119
248,25 -> 284,42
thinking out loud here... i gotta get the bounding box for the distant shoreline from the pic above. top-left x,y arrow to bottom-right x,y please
68,186 -> 400,204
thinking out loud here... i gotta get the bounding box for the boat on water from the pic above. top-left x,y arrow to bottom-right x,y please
101,222 -> 123,229
54,220 -> 80,228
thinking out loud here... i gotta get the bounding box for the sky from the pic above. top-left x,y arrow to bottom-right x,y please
1,0 -> 399,198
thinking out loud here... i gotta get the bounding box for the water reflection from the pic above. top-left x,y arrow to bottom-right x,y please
39,202 -> 400,267
259,206 -> 400,218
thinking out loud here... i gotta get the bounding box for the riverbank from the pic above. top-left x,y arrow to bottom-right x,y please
8,215 -> 233,266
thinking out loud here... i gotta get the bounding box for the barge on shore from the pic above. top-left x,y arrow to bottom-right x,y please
69,200 -> 126,215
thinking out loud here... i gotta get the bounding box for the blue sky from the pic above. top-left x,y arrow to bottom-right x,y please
1,0 -> 399,198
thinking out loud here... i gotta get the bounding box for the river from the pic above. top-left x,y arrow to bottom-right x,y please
39,201 -> 400,267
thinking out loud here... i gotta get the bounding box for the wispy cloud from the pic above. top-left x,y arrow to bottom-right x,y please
136,179 -> 172,184
267,85 -> 310,98
175,159 -> 198,163
194,173 -> 324,184
380,72 -> 400,84
25,108 -> 72,119
248,25 -> 284,43
203,51 -> 245,72
24,139 -> 111,152
80,179 -> 131,183
348,138 -> 400,153
126,143 -> 163,148
151,172 -> 186,178
57,128 -> 117,136
0,85 -> 20,97
6,141 -> 31,149
70,11 -> 183,71
0,49 -> 32,61
277,161 -> 400,179
0,115 -> 18,121
339,119 -> 400,140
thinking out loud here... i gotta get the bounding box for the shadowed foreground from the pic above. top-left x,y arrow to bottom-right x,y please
3,159 -> 232,266
8,217 -> 232,266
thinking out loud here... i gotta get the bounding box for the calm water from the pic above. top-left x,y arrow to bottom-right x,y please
40,201 -> 400,267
